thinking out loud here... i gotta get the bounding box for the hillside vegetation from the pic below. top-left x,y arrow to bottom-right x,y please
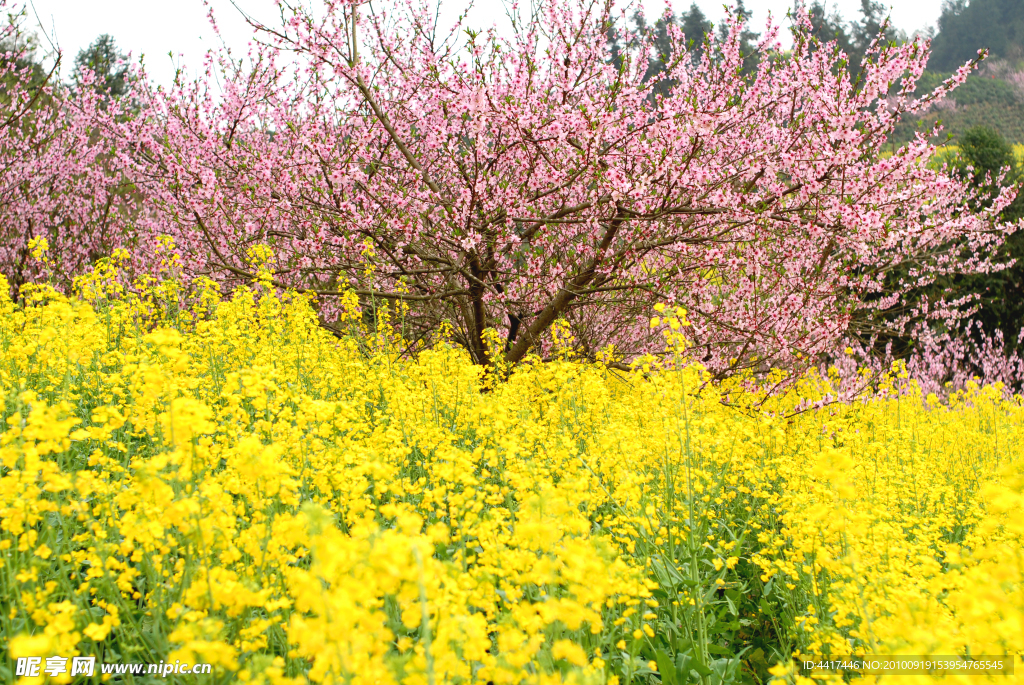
897,0 -> 1024,143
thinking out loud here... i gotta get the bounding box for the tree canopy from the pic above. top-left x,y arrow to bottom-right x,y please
0,0 -> 1018,388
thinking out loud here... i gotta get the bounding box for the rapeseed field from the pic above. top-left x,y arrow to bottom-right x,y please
927,144 -> 1024,168
1,249 -> 1021,684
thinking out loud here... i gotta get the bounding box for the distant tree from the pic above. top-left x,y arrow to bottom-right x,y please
847,0 -> 904,77
716,0 -> 760,74
607,4 -> 712,99
807,0 -> 853,57
798,1 -> 906,85
73,34 -> 129,99
804,0 -> 859,80
929,0 -> 1024,72
609,2 -> 755,85
850,0 -> 887,48
633,11 -> 677,85
679,3 -> 712,62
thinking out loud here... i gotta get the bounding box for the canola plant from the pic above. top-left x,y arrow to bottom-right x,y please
0,249 -> 1021,684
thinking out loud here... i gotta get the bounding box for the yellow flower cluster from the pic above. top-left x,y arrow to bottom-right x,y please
0,253 -> 1021,684
757,372 -> 1024,685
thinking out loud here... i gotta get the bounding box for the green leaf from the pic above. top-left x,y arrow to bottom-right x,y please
655,649 -> 678,685
690,660 -> 713,678
724,593 -> 738,617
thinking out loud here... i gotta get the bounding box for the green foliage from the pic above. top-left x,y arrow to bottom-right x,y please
929,0 -> 1024,73
607,0 -> 758,92
807,1 -> 854,59
847,0 -> 904,72
633,11 -> 688,83
950,126 -> 1024,348
957,124 -> 1019,185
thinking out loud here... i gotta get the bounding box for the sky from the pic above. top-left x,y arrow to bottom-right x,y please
24,0 -> 947,88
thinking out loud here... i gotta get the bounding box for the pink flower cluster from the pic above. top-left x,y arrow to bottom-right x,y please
1,0 -> 1021,391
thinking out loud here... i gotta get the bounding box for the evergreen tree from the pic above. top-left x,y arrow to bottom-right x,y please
848,0 -> 903,76
633,11 -> 677,84
805,0 -> 856,77
73,34 -> 129,99
608,5 -> 714,100
717,0 -> 761,74
807,0 -> 853,54
679,3 -> 712,63
608,2 -> 757,83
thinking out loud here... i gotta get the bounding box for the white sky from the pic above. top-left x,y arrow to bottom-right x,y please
25,0 -> 946,88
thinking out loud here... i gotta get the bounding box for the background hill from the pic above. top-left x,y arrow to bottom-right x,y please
928,0 -> 1023,71
897,0 -> 1024,144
